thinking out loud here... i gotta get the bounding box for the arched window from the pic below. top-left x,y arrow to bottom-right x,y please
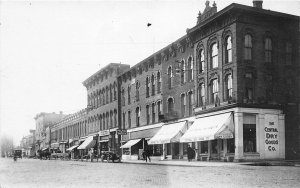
211,43 -> 218,69
151,74 -> 155,96
106,112 -> 109,130
210,79 -> 219,104
168,66 -> 173,89
157,100 -> 162,116
225,74 -> 233,101
109,84 -> 112,102
106,86 -> 109,104
128,110 -> 131,128
127,85 -> 131,105
181,61 -> 185,84
187,57 -> 193,81
146,77 -> 150,98
244,34 -> 252,60
136,107 -> 140,127
152,103 -> 155,123
136,81 -> 140,101
146,105 -> 150,125
113,82 -> 117,100
226,36 -> 232,63
265,37 -> 272,63
167,97 -> 174,113
199,49 -> 204,73
157,71 -> 161,93
198,83 -> 205,106
121,88 -> 125,106
188,91 -> 193,116
102,88 -> 105,105
181,94 -> 186,117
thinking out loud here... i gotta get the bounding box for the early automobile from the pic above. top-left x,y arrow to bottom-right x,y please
100,151 -> 121,163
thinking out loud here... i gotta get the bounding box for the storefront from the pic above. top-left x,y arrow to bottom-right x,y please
180,107 -> 285,162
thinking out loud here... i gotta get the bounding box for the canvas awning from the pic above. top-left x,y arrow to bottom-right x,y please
120,139 -> 141,148
180,112 -> 234,143
77,136 -> 96,150
66,145 -> 79,152
148,120 -> 188,144
99,140 -> 109,143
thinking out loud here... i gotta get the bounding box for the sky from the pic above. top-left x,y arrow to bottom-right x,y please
0,0 -> 299,145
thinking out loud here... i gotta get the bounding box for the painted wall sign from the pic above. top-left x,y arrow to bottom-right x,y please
264,114 -> 279,158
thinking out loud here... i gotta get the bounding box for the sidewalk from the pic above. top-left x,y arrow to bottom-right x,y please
121,159 -> 300,167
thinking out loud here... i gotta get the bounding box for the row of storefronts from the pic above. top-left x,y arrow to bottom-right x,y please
120,107 -> 285,162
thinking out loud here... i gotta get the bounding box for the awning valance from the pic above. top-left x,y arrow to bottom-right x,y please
148,121 -> 188,144
77,136 -> 96,150
180,112 -> 234,143
66,145 -> 79,152
120,139 -> 141,148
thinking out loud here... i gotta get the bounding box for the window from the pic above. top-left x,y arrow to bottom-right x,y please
128,85 -> 131,105
225,74 -> 233,101
102,89 -> 105,104
201,141 -> 208,153
243,124 -> 256,152
151,74 -> 155,96
167,98 -> 174,113
114,82 -> 117,100
152,103 -> 155,123
211,43 -> 218,69
181,61 -> 185,84
181,94 -> 186,117
136,81 -> 140,101
187,57 -> 193,81
246,88 -> 253,101
99,115 -> 102,130
168,66 -> 172,89
106,112 -> 109,130
110,84 -> 112,102
157,100 -> 162,117
211,140 -> 218,153
227,138 -> 235,153
188,92 -> 193,116
199,49 -> 204,73
102,114 -> 105,130
146,77 -> 150,98
122,112 -> 126,129
114,110 -> 117,127
136,107 -> 140,127
226,36 -> 232,63
121,88 -> 125,106
286,42 -> 292,65
157,72 -> 161,93
146,105 -> 150,125
198,83 -> 205,106
265,37 -> 272,63
244,34 -> 252,60
211,79 -> 219,104
128,111 -> 131,128
106,86 -> 109,104
99,90 -> 102,106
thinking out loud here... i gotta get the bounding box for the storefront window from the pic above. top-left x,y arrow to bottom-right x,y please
167,143 -> 171,155
122,148 -> 130,155
201,141 -> 208,154
243,124 -> 256,152
220,139 -> 224,151
183,143 -> 188,155
211,140 -> 218,153
149,144 -> 162,156
227,138 -> 235,153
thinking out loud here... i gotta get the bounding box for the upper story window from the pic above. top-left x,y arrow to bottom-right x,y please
225,74 -> 233,101
226,36 -> 232,63
244,34 -> 252,60
106,86 -> 109,104
168,66 -> 173,89
167,97 -> 174,113
114,82 -> 117,100
121,88 -> 125,106
198,83 -> 205,106
157,100 -> 162,115
211,79 -> 219,104
211,43 -> 218,69
146,105 -> 150,125
128,110 -> 131,128
188,91 -> 193,116
151,74 -> 155,96
181,94 -> 186,117
264,37 -> 272,63
146,77 -> 150,98
136,107 -> 140,127
109,84 -> 113,103
180,61 -> 185,84
136,81 -> 140,101
199,49 -> 205,73
102,88 -> 105,105
187,57 -> 193,81
286,42 -> 292,65
157,71 -> 161,93
128,85 -> 131,105
152,103 -> 155,123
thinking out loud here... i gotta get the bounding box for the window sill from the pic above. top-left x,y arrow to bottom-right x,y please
244,152 -> 260,156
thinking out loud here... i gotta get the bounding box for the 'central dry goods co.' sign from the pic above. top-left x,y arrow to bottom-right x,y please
264,114 -> 279,158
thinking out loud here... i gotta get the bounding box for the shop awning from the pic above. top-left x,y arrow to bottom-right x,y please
148,120 -> 188,144
42,147 -> 49,151
51,143 -> 59,148
120,139 -> 141,148
66,145 -> 79,152
77,136 -> 96,150
180,112 -> 234,143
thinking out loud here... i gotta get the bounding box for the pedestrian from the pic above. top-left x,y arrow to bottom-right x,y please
90,148 -> 94,162
142,150 -> 146,161
145,148 -> 151,162
187,145 -> 195,162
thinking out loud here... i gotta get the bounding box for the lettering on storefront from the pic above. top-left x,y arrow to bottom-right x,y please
264,115 -> 279,157
98,130 -> 110,136
117,129 -> 127,135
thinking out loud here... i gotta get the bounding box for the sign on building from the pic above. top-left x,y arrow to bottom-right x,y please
264,114 -> 279,158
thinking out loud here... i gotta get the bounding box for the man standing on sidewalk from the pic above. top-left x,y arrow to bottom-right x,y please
187,145 -> 195,162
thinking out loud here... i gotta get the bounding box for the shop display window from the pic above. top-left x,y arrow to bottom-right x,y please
243,124 -> 256,152
211,140 -> 218,153
227,138 -> 235,153
122,148 -> 130,155
167,143 -> 172,155
149,144 -> 162,156
200,141 -> 208,154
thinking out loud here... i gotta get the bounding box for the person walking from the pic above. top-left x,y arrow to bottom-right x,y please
145,148 -> 151,162
187,145 -> 195,162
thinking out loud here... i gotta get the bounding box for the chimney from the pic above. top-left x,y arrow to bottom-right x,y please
253,0 -> 263,9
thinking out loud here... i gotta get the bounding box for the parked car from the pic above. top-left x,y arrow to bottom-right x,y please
100,151 -> 121,163
13,149 -> 22,159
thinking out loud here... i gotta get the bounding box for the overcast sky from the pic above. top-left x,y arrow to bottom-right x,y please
0,0 -> 299,145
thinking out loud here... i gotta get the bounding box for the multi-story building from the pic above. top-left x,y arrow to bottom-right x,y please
34,112 -> 66,153
20,129 -> 36,157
